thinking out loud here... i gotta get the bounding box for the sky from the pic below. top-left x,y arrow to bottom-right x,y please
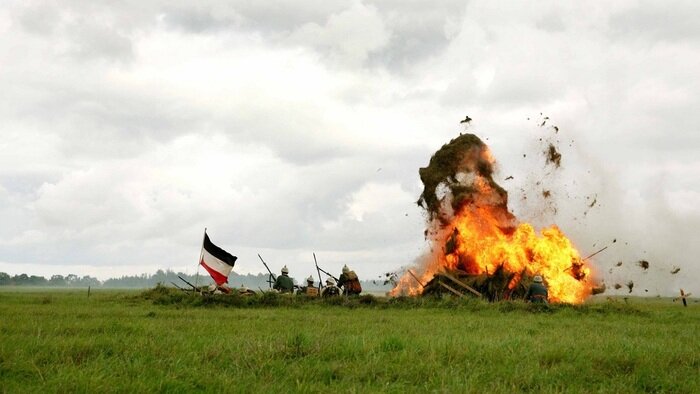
1,1 -> 698,295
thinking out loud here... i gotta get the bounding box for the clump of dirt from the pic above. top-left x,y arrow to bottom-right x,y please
637,260 -> 650,270
626,281 -> 634,293
614,283 -> 622,290
588,196 -> 598,208
542,190 -> 551,198
417,133 -> 512,226
545,144 -> 561,167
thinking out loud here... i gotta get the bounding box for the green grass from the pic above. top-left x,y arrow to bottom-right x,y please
0,289 -> 698,393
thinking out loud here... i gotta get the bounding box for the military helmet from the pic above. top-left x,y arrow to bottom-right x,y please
342,265 -> 350,274
281,266 -> 289,274
533,275 -> 543,283
306,276 -> 314,283
326,278 -> 335,285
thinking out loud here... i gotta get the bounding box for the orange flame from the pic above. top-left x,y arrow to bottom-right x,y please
392,144 -> 594,303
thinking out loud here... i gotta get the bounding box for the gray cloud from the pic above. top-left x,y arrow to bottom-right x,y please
609,1 -> 700,43
0,1 -> 699,293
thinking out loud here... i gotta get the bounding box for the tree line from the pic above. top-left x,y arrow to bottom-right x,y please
0,269 -> 392,291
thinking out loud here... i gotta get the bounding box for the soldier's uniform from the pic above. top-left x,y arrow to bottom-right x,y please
321,278 -> 341,297
300,276 -> 319,296
526,275 -> 548,303
337,265 -> 362,296
273,266 -> 295,293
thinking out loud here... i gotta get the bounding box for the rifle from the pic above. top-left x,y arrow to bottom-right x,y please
170,281 -> 188,292
177,275 -> 200,293
316,264 -> 339,282
258,254 -> 277,288
313,253 -> 323,291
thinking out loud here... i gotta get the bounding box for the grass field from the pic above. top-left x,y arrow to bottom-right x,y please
1,288 -> 698,393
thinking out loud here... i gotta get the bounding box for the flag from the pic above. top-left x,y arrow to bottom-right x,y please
199,233 -> 237,285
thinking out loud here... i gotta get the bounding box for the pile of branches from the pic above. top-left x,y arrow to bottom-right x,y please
421,267 -> 535,302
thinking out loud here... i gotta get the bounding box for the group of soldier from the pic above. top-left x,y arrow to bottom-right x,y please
272,264 -> 362,297
220,267 -> 550,303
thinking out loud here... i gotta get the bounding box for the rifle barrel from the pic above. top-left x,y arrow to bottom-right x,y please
257,254 -> 277,281
177,275 -> 199,292
313,253 -> 323,291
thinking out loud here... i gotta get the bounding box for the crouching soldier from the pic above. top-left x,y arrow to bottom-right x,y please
321,278 -> 340,297
337,265 -> 362,296
208,283 -> 232,294
526,275 -> 548,303
273,266 -> 295,293
300,276 -> 319,297
238,286 -> 256,296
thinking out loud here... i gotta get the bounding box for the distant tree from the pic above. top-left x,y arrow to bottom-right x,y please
49,275 -> 66,286
65,274 -> 79,285
0,272 -> 10,285
13,273 -> 29,285
28,275 -> 48,286
79,275 -> 101,287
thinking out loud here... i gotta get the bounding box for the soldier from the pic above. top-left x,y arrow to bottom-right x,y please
273,266 -> 295,293
208,283 -> 231,294
300,276 -> 319,297
526,275 -> 548,303
238,286 -> 256,296
321,278 -> 340,297
337,265 -> 362,296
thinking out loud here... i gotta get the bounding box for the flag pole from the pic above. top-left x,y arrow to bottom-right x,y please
194,228 -> 206,293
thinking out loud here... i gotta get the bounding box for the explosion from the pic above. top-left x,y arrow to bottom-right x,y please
391,133 -> 595,303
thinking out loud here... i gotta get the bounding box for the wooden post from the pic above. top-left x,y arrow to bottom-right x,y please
441,271 -> 482,297
407,270 -> 425,288
439,281 -> 465,298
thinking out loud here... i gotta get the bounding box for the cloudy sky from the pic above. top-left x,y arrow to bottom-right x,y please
1,1 -> 698,294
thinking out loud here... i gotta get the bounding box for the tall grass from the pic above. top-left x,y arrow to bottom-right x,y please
0,289 -> 698,393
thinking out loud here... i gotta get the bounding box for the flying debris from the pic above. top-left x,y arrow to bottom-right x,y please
626,281 -> 634,293
614,283 -> 622,290
671,267 -> 681,274
553,126 -> 559,133
615,261 -> 623,267
588,196 -> 598,208
505,176 -> 514,180
460,115 -> 472,124
545,144 -> 562,167
637,260 -> 650,270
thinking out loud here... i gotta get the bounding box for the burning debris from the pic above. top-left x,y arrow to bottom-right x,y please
637,260 -> 650,270
392,130 -> 597,303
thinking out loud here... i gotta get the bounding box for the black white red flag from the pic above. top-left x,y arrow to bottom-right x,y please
199,233 -> 237,285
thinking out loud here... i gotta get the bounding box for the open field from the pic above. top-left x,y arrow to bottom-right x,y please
1,289 -> 698,393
